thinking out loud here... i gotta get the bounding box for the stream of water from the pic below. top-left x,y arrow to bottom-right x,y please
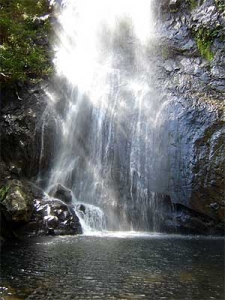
39,0 -> 164,232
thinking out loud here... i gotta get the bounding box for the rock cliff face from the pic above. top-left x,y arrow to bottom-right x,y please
1,83 -> 58,181
0,82 -> 82,240
152,0 -> 224,233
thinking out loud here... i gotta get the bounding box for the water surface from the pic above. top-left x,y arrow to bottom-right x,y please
0,233 -> 224,299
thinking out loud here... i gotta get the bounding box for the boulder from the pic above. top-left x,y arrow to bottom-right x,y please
22,199 -> 82,237
1,180 -> 34,224
0,180 -> 82,240
49,183 -> 73,204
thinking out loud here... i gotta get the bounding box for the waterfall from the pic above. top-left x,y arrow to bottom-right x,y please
44,0 -> 163,232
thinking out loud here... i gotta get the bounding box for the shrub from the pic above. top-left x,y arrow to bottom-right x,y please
0,0 -> 54,85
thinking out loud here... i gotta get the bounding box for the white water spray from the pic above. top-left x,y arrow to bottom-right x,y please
45,0 -> 161,232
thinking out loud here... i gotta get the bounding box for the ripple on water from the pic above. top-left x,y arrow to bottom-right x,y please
0,234 -> 224,299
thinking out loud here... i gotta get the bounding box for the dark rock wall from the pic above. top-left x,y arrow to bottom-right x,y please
0,82 -> 59,183
94,0 -> 225,233
152,0 -> 225,228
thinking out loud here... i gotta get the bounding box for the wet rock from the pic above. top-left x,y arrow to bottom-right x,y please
182,40 -> 196,51
211,66 -> 225,79
209,202 -> 219,211
160,0 -> 182,12
1,180 -> 34,224
0,161 -> 17,187
209,80 -> 225,92
0,180 -> 44,239
0,82 -> 59,180
0,180 -> 82,240
164,59 -> 180,72
49,183 -> 73,204
191,2 -> 221,32
168,204 -> 224,235
22,198 -> 83,237
169,0 -> 181,10
152,0 -> 225,235
44,215 -> 59,229
79,204 -> 86,214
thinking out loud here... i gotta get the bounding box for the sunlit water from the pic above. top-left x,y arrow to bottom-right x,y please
1,234 -> 224,300
39,0 -> 163,231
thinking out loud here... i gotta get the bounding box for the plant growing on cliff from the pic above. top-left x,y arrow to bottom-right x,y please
194,23 -> 224,61
189,0 -> 205,10
0,0 -> 54,85
0,186 -> 9,202
215,0 -> 225,15
195,28 -> 214,61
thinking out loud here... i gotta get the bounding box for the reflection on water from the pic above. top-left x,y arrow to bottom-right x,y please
0,234 -> 224,299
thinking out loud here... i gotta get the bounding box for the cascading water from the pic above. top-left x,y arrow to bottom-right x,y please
43,0 -> 164,232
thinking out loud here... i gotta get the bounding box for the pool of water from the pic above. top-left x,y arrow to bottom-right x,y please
0,232 -> 224,299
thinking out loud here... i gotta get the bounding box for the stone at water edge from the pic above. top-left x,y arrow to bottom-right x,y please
0,179 -> 40,240
0,180 -> 82,239
76,203 -> 86,214
0,179 -> 34,224
15,198 -> 83,237
49,183 -> 73,204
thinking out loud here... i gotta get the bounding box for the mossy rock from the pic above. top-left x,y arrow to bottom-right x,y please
0,180 -> 82,239
215,0 -> 225,15
1,180 -> 34,223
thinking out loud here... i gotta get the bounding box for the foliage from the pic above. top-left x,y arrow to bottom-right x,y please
189,0 -> 199,10
194,23 -> 224,61
215,0 -> 225,15
189,0 -> 205,10
189,0 -> 225,14
161,46 -> 171,60
0,185 -> 9,202
0,0 -> 54,85
189,0 -> 224,61
195,28 -> 214,61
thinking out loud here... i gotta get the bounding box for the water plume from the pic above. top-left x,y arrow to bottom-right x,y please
43,0 -> 163,232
